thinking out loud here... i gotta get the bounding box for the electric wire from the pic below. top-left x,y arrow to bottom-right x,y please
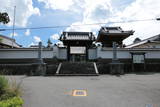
0,18 -> 158,31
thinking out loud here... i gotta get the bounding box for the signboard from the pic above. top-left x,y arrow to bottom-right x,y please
133,54 -> 144,63
70,47 -> 86,54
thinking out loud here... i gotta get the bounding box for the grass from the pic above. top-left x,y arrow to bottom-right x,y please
0,75 -> 23,107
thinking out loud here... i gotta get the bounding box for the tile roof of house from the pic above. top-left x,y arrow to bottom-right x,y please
126,34 -> 160,48
0,35 -> 21,48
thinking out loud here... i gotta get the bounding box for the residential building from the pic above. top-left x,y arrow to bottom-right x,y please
0,35 -> 21,48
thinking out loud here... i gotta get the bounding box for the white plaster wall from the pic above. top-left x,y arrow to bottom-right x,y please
117,51 -> 131,59
97,50 -> 112,59
88,48 -> 97,59
42,51 -> 54,58
145,51 -> 160,59
97,47 -> 160,59
58,48 -> 67,59
0,51 -> 37,59
0,50 -> 54,59
53,46 -> 59,58
0,48 -> 160,60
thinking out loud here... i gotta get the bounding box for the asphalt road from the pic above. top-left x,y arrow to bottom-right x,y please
9,74 -> 160,107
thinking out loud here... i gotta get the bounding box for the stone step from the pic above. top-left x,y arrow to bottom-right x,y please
55,74 -> 99,76
58,62 -> 98,75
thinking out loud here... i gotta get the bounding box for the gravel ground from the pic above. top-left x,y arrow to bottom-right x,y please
8,74 -> 160,107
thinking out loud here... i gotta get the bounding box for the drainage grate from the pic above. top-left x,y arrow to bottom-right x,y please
72,90 -> 87,96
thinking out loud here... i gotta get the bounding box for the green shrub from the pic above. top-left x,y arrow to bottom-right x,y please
0,75 -> 22,101
0,96 -> 23,107
0,91 -> 17,101
0,76 -> 9,96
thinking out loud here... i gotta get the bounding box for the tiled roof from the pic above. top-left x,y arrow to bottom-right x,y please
100,27 -> 134,34
60,32 -> 95,41
66,35 -> 90,40
126,34 -> 160,48
0,35 -> 21,48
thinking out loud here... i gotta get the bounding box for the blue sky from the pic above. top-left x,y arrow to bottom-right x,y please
0,0 -> 160,47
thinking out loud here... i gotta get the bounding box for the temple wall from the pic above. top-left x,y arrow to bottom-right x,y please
0,48 -> 55,59
145,51 -> 160,59
1,47 -> 160,74
96,47 -> 160,59
88,48 -> 97,60
0,47 -> 160,61
58,48 -> 67,59
0,47 -> 68,60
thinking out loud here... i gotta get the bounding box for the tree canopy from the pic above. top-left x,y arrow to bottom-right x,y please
0,12 -> 10,24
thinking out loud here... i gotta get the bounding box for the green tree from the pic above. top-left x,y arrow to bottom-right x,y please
0,12 -> 10,24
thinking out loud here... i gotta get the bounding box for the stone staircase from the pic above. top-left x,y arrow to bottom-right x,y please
56,62 -> 99,76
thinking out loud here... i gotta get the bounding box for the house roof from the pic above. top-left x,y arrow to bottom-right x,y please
126,34 -> 160,48
0,35 -> 21,48
97,27 -> 134,42
0,35 -> 15,41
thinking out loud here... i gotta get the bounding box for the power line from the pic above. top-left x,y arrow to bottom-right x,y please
0,18 -> 158,31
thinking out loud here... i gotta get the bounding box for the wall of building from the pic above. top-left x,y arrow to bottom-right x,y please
96,47 -> 160,59
1,47 -> 160,61
1,47 -> 160,74
0,47 -> 68,60
0,48 -> 54,59
97,47 -> 131,59
88,48 -> 97,60
58,48 -> 67,59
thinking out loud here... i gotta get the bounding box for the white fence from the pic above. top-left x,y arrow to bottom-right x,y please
0,47 -> 160,60
96,47 -> 160,59
0,47 -> 67,59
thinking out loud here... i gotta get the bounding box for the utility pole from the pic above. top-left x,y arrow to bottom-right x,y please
12,6 -> 16,48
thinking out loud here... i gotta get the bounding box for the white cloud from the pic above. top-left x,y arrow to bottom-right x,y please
112,0 -> 160,45
65,0 -> 112,32
116,0 -> 160,20
37,0 -> 113,32
83,0 -> 112,23
66,0 -> 160,45
64,0 -> 160,45
50,34 -> 59,40
37,0 -> 160,46
25,29 -> 30,36
34,36 -> 41,43
0,0 -> 40,27
66,21 -> 101,33
38,0 -> 74,11
9,32 -> 18,37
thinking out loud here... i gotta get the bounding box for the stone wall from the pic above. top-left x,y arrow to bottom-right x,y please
96,58 -> 160,74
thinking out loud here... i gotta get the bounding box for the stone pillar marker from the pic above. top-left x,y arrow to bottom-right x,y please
30,42 -> 46,76
112,42 -> 118,62
38,42 -> 43,64
109,42 -> 124,75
